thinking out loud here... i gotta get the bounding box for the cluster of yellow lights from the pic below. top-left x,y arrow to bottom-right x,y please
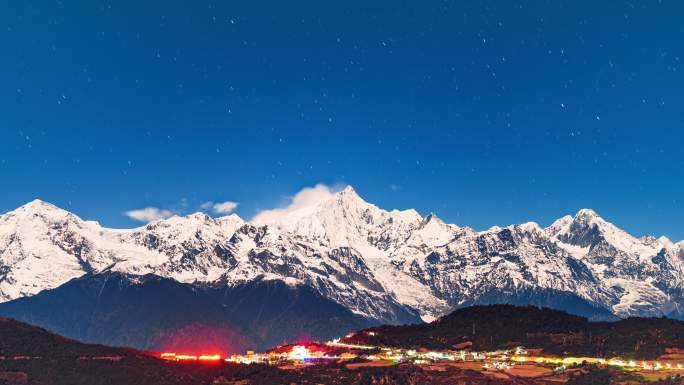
226,345 -> 340,364
326,339 -> 375,350
171,336 -> 684,375
510,356 -> 684,371
484,361 -> 514,370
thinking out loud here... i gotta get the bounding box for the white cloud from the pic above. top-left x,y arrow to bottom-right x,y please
200,201 -> 239,215
125,207 -> 175,222
252,183 -> 340,225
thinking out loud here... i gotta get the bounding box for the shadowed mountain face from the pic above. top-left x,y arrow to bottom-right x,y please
454,287 -> 617,321
0,271 -> 380,353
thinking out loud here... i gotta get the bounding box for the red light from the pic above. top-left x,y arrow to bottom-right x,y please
158,352 -> 222,362
198,355 -> 222,361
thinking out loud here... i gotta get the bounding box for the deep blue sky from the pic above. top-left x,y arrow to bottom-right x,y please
1,1 -> 683,239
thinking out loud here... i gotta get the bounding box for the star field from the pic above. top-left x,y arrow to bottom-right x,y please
1,1 -> 683,239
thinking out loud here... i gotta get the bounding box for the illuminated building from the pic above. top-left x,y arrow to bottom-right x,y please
288,345 -> 310,361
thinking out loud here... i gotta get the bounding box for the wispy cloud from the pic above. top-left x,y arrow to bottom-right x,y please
201,201 -> 239,215
125,207 -> 175,222
252,183 -> 341,225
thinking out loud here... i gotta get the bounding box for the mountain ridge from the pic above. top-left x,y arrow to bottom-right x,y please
1,187 -> 683,323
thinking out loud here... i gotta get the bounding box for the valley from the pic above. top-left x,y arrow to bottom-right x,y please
3,306 -> 684,385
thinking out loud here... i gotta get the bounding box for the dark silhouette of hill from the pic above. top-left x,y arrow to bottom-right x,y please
2,308 -> 683,384
0,317 -> 529,385
0,316 -> 218,385
343,304 -> 684,359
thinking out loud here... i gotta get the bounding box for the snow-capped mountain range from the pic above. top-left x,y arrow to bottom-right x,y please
1,186 -> 683,322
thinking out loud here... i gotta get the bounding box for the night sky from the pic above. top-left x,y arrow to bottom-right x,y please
1,1 -> 683,239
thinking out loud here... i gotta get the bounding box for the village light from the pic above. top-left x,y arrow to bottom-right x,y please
175,355 -> 198,361
288,345 -> 311,361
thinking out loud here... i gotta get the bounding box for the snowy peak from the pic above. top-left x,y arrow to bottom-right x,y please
657,236 -> 674,249
544,215 -> 573,237
572,208 -> 609,230
338,185 -> 361,199
262,186 -> 422,250
2,199 -> 76,224
389,212 -> 461,255
181,212 -> 213,222
144,211 -> 243,230
547,208 -> 616,248
499,222 -> 544,244
545,206 -> 673,313
328,185 -> 384,219
575,208 -> 601,220
327,186 -> 378,217
17,198 -> 60,211
0,199 -> 248,302
216,213 -> 245,228
0,199 -> 97,245
554,208 -> 667,258
509,221 -> 542,233
0,200 -> 108,302
419,213 -> 448,227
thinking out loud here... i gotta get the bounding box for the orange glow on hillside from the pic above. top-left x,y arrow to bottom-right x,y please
159,352 -> 222,362
198,355 -> 222,361
176,354 -> 198,361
